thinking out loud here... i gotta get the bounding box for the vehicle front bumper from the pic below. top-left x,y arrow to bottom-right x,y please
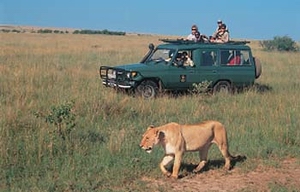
100,66 -> 136,89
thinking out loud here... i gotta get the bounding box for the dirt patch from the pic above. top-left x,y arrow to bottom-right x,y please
142,158 -> 300,191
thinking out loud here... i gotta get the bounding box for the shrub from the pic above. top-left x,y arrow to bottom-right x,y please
37,29 -> 53,33
260,36 -> 299,52
1,29 -> 10,33
34,101 -> 76,139
189,80 -> 212,95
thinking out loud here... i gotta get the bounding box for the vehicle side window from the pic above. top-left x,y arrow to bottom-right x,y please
221,50 -> 251,66
221,50 -> 230,64
240,50 -> 251,65
227,50 -> 242,65
201,50 -> 217,66
192,49 -> 200,66
172,50 -> 195,67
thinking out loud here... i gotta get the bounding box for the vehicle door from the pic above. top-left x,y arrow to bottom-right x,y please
193,49 -> 219,87
163,50 -> 199,90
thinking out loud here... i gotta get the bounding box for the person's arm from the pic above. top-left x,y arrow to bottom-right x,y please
212,27 -> 220,38
186,34 -> 193,40
187,57 -> 194,67
221,32 -> 229,43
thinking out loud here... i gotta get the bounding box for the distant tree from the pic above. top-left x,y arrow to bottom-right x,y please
12,29 -> 21,33
73,30 -> 80,34
72,29 -> 125,36
37,29 -> 53,33
260,36 -> 299,52
1,29 -> 10,33
102,29 -> 109,34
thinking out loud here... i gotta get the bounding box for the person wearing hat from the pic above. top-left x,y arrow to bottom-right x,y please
212,23 -> 230,43
212,19 -> 228,40
217,20 -> 223,29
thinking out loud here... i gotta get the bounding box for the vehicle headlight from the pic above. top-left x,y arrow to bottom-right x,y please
131,71 -> 137,78
126,71 -> 138,78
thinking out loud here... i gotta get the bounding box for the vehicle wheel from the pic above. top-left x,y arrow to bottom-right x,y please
213,81 -> 232,94
254,57 -> 262,79
135,80 -> 158,99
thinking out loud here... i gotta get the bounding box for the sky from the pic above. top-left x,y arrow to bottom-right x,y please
1,0 -> 300,41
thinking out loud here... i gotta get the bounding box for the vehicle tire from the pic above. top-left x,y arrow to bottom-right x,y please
135,80 -> 158,99
213,81 -> 232,95
254,57 -> 262,79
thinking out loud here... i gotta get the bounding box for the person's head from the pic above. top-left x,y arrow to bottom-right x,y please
176,53 -> 182,60
220,24 -> 226,31
191,24 -> 198,34
182,51 -> 188,56
217,20 -> 223,26
181,51 -> 189,61
195,31 -> 200,38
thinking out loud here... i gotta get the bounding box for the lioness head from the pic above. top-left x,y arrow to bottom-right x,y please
140,125 -> 164,153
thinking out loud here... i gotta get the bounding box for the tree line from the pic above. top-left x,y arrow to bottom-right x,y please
0,28 -> 125,36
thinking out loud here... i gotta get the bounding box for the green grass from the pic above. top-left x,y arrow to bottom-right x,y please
0,33 -> 299,191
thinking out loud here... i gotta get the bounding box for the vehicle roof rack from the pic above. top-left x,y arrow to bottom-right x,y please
159,38 -> 250,45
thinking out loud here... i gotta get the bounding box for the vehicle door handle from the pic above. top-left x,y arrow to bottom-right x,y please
212,70 -> 217,73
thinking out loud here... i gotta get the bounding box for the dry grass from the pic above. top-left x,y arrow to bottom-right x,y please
0,32 -> 299,191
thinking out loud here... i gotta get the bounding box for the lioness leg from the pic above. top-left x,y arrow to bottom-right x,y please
160,155 -> 174,177
219,146 -> 232,170
171,152 -> 183,179
194,145 -> 211,173
214,126 -> 232,170
214,139 -> 232,170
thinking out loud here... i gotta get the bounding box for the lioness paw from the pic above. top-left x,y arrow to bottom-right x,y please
165,172 -> 172,177
170,174 -> 178,179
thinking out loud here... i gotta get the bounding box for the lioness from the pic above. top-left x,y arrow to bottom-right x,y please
140,120 -> 241,179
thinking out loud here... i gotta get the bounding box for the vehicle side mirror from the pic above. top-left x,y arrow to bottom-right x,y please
148,43 -> 154,50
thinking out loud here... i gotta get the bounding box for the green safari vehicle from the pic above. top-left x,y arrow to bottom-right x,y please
99,39 -> 262,99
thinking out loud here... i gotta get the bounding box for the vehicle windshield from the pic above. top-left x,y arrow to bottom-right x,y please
146,49 -> 175,63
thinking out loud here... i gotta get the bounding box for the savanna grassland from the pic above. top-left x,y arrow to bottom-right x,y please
0,32 -> 300,191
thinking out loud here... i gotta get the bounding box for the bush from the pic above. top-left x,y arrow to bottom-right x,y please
34,100 -> 76,140
37,29 -> 53,33
260,36 -> 299,52
189,80 -> 212,94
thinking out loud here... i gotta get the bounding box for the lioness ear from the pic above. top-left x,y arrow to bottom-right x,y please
157,130 -> 165,140
147,125 -> 155,130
